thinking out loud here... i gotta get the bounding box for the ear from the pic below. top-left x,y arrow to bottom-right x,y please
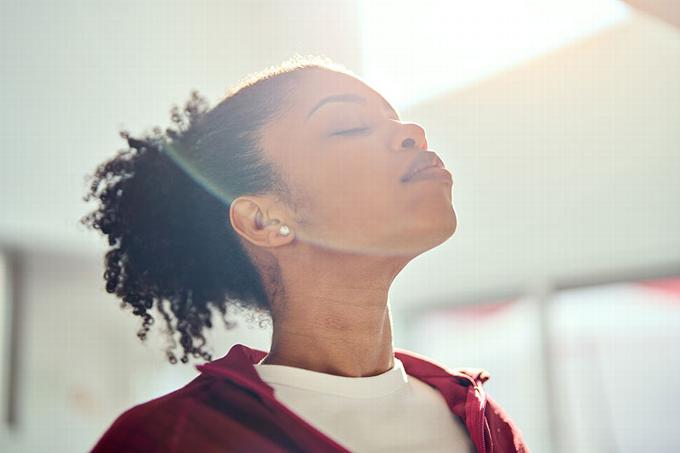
229,196 -> 295,248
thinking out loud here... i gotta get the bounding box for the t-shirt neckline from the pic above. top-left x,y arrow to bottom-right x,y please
253,357 -> 409,399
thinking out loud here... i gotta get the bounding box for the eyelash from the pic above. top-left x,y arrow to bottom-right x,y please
333,127 -> 370,136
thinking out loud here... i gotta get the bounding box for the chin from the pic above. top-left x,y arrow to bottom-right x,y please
445,208 -> 458,238
431,205 -> 458,245
430,212 -> 457,248
426,204 -> 457,242
392,207 -> 458,257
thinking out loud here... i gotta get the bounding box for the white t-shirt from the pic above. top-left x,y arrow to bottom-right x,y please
254,357 -> 475,452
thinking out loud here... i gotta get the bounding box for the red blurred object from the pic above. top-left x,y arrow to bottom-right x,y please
636,276 -> 680,301
443,299 -> 517,321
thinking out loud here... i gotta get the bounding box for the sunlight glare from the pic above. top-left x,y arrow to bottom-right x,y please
358,0 -> 632,108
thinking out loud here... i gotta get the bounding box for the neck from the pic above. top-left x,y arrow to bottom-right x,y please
258,248 -> 411,378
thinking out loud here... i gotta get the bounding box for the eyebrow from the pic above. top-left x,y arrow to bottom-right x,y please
305,93 -> 400,122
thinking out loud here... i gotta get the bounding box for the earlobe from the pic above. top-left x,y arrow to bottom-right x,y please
259,221 -> 295,248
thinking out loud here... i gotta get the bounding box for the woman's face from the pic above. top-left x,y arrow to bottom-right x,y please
259,69 -> 456,257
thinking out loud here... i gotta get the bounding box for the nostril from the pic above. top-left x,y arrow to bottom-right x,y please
401,138 -> 416,148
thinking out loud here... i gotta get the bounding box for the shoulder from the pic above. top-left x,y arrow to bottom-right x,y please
91,375 -> 246,452
91,374 -> 289,453
91,377 -> 205,453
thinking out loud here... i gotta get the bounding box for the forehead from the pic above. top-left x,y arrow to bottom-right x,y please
258,69 -> 396,160
285,69 -> 397,121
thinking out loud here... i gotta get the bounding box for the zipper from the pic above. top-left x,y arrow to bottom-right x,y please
466,382 -> 489,453
482,424 -> 487,452
478,388 -> 487,453
481,411 -> 487,453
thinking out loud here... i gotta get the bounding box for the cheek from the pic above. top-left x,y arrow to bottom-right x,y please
317,167 -> 402,222
287,149 -> 403,223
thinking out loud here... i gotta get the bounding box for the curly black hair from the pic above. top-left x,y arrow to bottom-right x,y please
81,55 -> 352,364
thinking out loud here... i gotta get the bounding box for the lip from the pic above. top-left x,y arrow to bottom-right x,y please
405,166 -> 453,183
401,151 -> 447,182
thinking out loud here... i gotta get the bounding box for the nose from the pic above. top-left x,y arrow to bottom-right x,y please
392,122 -> 428,151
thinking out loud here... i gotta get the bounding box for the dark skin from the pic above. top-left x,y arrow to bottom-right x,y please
230,69 -> 456,378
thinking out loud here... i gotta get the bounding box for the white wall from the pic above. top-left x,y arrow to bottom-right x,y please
0,248 -> 272,452
0,0 -> 362,254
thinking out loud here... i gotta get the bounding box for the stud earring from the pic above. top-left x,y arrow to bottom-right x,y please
278,225 -> 291,236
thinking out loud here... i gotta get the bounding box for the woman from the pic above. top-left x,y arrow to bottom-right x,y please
84,55 -> 527,452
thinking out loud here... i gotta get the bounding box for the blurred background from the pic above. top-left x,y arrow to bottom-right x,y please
1,0 -> 679,451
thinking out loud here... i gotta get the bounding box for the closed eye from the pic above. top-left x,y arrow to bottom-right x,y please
332,127 -> 370,136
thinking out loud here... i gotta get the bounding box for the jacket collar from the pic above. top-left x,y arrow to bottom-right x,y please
196,343 -> 491,453
196,343 -> 486,404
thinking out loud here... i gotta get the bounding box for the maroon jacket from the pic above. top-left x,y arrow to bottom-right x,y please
92,343 -> 528,452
